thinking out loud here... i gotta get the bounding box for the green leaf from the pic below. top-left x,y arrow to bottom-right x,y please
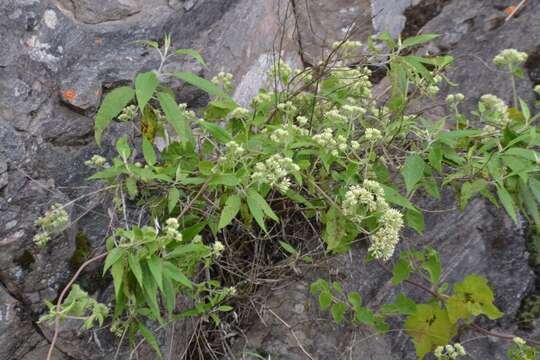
529,178 -> 540,203
247,188 -> 279,222
382,185 -> 418,211
138,322 -> 163,359
422,249 -> 441,285
331,302 -> 347,324
199,121 -> 232,143
111,261 -> 124,299
128,253 -> 144,288
381,293 -> 417,315
347,291 -> 362,309
175,49 -> 207,67
392,258 -> 411,285
209,174 -> 239,187
163,262 -> 192,289
135,71 -> 158,111
496,185 -> 518,223
147,256 -> 163,292
162,276 -> 176,317
174,72 -> 236,105
157,92 -> 194,144
406,208 -> 425,234
402,154 -> 425,194
103,248 -> 125,274
453,274 -> 503,320
125,176 -> 138,199
95,86 -> 135,146
218,194 -> 241,229
116,135 -> 131,161
278,240 -> 298,255
405,303 -> 456,359
428,143 -> 443,173
460,179 -> 488,211
168,188 -> 180,213
318,291 -> 332,311
142,137 -> 157,166
505,148 -> 540,162
446,295 -> 470,324
401,34 -> 439,48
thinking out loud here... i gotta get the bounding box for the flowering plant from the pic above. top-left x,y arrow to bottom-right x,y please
38,33 -> 540,359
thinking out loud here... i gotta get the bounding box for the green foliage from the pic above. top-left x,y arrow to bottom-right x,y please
39,34 -> 540,359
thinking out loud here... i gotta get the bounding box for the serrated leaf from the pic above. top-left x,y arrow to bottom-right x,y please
209,174 -> 239,187
111,261 -> 124,298
138,322 -> 163,359
103,248 -> 125,274
405,303 -> 456,359
496,185 -> 518,223
167,187 -> 180,213
278,240 -> 298,255
453,274 -> 503,320
95,86 -> 135,146
199,121 -> 232,143
162,276 -> 176,317
218,194 -> 241,229
157,92 -> 194,144
175,49 -> 207,67
142,137 -> 157,166
175,72 -> 236,105
406,208 -> 424,234
125,176 -> 138,199
401,34 -> 439,48
135,71 -> 158,111
392,258 -> 411,285
422,249 -> 441,285
115,135 -> 131,161
402,154 -> 425,194
147,256 -> 163,292
163,261 -> 192,289
128,253 -> 144,288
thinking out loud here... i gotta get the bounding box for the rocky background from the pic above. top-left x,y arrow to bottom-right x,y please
0,0 -> 539,359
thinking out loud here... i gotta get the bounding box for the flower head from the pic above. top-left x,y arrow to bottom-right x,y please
493,49 -> 528,68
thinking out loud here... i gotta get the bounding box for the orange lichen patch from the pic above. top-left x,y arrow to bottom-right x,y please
95,37 -> 103,45
504,5 -> 517,15
62,89 -> 77,101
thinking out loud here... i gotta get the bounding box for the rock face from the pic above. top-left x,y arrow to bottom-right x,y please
0,0 -> 539,359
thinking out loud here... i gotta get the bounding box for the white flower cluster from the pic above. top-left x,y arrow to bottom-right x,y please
225,141 -> 245,156
324,109 -> 347,125
296,115 -> 308,126
269,59 -> 292,83
277,101 -> 297,114
212,241 -> 225,257
34,203 -> 70,247
312,128 -> 348,156
342,180 -> 388,219
178,103 -> 198,121
480,94 -> 509,125
342,104 -> 366,118
117,105 -> 137,122
211,72 -> 234,92
332,40 -> 362,58
333,66 -> 372,98
270,125 -> 308,145
364,128 -> 382,142
493,49 -> 528,68
164,218 -> 183,242
446,93 -> 465,105
230,107 -> 251,119
425,74 -> 443,96
369,208 -> 404,261
434,343 -> 466,360
252,92 -> 272,106
251,154 -> 299,192
84,154 -> 108,168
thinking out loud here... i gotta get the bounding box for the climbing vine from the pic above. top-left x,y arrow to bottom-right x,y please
36,32 -> 540,359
